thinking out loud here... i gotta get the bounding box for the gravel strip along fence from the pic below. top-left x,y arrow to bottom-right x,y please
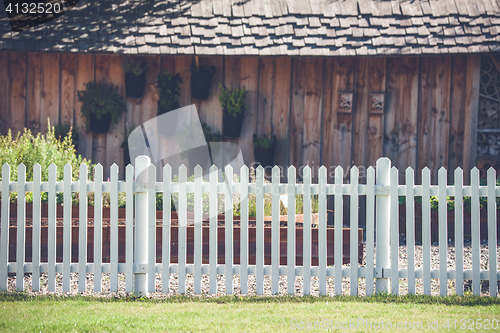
6,242 -> 500,298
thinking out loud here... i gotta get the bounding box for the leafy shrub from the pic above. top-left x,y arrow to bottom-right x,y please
190,65 -> 216,78
0,123 -> 92,203
253,134 -> 275,149
218,84 -> 247,117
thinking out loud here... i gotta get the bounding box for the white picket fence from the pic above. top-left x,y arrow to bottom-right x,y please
0,156 -> 499,297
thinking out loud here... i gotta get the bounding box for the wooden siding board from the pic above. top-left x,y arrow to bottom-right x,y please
463,55 -> 481,184
366,57 -> 386,169
272,57 -> 292,170
290,58 -> 306,168
418,56 -> 452,183
143,55 -> 161,124
60,54 -> 77,127
26,52 -> 43,134
383,57 -> 419,177
303,57 -> 323,176
40,53 -> 60,134
257,57 -> 275,137
176,56 -> 193,108
448,55 -> 467,181
198,57 -> 223,134
238,57 -> 259,166
331,58 -> 355,175
0,52 -> 8,134
94,55 -> 111,177
75,54 -> 94,162
105,56 -> 126,178
7,52 -> 27,136
352,58 -> 369,168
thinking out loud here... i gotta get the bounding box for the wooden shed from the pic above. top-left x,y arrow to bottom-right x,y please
0,0 -> 499,183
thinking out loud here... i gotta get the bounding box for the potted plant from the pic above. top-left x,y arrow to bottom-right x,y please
253,132 -> 276,169
123,57 -> 147,98
77,81 -> 126,134
219,84 -> 247,138
53,122 -> 79,152
190,65 -> 216,100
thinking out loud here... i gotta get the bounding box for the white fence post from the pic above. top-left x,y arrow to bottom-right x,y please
134,155 -> 150,297
375,157 -> 390,294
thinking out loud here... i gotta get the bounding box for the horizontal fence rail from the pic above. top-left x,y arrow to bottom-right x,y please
0,157 -> 499,297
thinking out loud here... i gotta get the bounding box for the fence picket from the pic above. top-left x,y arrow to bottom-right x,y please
162,165 -> 172,294
47,163 -> 56,292
16,164 -> 26,291
454,168 -> 464,296
422,167 -> 431,295
147,164 -> 156,293
303,166 -> 312,296
390,167 -> 399,295
256,166 -> 264,295
126,165 -> 134,293
406,167 -> 415,295
287,166 -> 296,295
63,164 -> 72,292
334,166 -> 343,296
79,163 -> 88,292
225,165 -> 234,294
110,164 -> 119,292
487,168 -> 497,297
179,165 -> 187,294
240,166 -> 249,295
471,168 -> 480,296
94,164 -> 103,292
438,167 -> 448,296
271,166 -> 280,295
32,164 -> 41,292
350,167 -> 359,296
209,165 -> 218,294
0,164 -> 9,291
194,165 -> 203,294
319,166 -> 327,296
365,167 -> 375,296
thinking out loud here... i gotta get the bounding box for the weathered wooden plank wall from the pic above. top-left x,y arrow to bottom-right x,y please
0,51 -> 481,184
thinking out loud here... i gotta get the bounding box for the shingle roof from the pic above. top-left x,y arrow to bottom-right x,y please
0,0 -> 499,56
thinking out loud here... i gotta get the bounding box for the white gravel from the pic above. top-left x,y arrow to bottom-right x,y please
6,242 -> 500,298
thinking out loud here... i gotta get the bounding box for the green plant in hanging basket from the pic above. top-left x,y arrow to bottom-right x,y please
77,81 -> 126,131
122,57 -> 148,76
218,83 -> 248,116
253,134 -> 274,149
157,70 -> 182,115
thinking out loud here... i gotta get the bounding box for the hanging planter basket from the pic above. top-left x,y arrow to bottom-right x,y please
190,66 -> 216,101
89,112 -> 112,134
223,110 -> 244,138
253,134 -> 276,169
125,71 -> 147,98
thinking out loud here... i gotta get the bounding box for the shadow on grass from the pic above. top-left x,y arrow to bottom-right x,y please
1,292 -> 499,307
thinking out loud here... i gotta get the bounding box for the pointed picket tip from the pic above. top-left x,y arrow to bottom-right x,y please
256,165 -> 264,173
17,163 -> 26,170
438,166 -> 447,173
126,164 -> 134,172
367,166 -> 375,177
303,165 -> 311,177
367,166 -> 375,172
79,163 -> 87,171
240,164 -> 248,172
351,165 -> 359,173
111,163 -> 119,170
272,165 -> 280,173
94,163 -> 103,170
64,163 -> 72,171
47,163 -> 55,171
335,165 -> 343,173
209,164 -> 218,172
487,166 -> 496,173
225,164 -> 233,173
319,165 -> 327,172
422,166 -> 430,173
454,166 -> 463,173
471,167 -> 479,174
194,164 -> 202,173
405,166 -> 414,173
179,164 -> 187,172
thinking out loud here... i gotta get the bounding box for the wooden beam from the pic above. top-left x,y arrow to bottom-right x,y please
463,55 -> 481,184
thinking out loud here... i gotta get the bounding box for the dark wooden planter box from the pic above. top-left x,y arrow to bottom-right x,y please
5,226 -> 363,266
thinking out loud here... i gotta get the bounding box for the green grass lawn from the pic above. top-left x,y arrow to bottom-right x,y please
0,293 -> 499,332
